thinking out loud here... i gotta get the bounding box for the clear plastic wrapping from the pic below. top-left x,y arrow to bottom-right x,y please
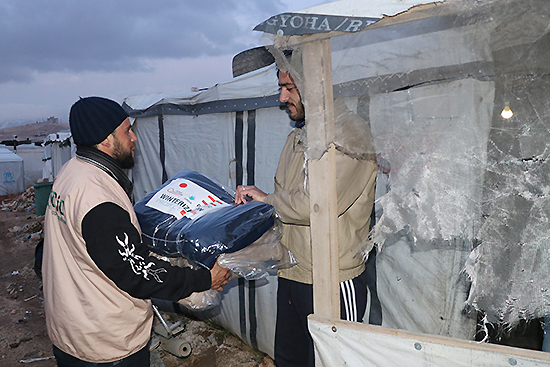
217,224 -> 298,280
158,225 -> 298,310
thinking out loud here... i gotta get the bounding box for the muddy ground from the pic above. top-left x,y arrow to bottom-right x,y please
0,189 -> 274,367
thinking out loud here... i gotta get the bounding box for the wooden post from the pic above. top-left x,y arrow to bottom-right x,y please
301,38 -> 340,319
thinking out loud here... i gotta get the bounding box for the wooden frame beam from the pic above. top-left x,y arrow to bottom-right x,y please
301,38 -> 340,319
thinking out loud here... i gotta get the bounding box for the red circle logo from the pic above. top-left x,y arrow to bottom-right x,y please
179,183 -> 187,188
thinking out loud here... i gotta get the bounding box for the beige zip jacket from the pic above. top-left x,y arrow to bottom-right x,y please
264,126 -> 377,284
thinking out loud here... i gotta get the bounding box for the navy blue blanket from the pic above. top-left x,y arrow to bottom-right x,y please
134,170 -> 274,269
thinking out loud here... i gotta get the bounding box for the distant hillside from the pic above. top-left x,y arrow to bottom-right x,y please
0,117 -> 69,144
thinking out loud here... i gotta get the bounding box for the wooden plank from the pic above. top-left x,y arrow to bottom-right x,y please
301,39 -> 340,319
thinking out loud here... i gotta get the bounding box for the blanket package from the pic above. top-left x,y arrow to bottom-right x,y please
134,170 -> 275,269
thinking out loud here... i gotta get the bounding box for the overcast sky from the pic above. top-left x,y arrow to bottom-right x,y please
0,0 -> 328,127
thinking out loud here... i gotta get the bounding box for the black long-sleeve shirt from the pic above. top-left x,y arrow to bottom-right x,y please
82,202 -> 211,301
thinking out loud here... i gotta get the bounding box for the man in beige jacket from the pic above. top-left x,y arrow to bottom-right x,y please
235,70 -> 378,367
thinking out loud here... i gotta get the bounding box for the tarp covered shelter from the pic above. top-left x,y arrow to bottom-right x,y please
0,145 -> 25,196
254,0 -> 550,364
125,0 -> 550,364
42,131 -> 74,182
10,144 -> 44,187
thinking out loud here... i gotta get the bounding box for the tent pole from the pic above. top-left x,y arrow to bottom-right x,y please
302,38 -> 340,319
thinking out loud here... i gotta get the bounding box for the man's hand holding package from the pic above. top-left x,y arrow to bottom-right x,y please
210,262 -> 230,291
235,185 -> 267,204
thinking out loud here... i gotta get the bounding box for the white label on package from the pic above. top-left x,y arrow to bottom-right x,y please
145,179 -> 230,220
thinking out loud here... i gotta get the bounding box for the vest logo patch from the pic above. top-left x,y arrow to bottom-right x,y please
48,190 -> 66,224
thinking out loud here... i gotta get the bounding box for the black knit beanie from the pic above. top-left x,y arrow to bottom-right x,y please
69,97 -> 129,146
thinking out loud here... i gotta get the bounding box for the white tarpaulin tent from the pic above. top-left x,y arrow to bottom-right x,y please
125,0 -> 550,364
0,145 -> 25,196
10,144 -> 44,187
42,131 -> 74,182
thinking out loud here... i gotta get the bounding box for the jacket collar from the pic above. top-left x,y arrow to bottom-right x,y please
76,145 -> 134,200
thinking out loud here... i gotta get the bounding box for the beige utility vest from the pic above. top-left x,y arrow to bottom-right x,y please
43,157 -> 152,363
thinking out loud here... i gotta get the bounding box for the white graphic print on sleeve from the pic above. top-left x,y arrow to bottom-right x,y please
116,233 -> 167,283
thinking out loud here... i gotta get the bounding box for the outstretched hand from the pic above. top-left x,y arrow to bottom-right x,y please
234,185 -> 268,204
210,262 -> 230,291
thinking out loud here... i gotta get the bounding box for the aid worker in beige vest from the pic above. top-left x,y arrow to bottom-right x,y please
43,96 -> 230,366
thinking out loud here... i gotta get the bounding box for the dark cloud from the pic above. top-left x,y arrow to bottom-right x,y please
0,0 -> 284,83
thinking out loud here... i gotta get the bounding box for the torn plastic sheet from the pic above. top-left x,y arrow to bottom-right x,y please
134,170 -> 275,269
259,0 -> 550,333
464,72 -> 550,325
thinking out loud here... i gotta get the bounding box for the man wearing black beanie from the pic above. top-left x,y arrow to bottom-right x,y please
42,96 -> 230,366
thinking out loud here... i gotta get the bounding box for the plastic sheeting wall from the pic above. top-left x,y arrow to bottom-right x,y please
370,79 -> 493,338
326,0 -> 550,336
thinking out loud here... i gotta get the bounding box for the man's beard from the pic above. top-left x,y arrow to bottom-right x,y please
112,138 -> 135,169
286,101 -> 305,121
